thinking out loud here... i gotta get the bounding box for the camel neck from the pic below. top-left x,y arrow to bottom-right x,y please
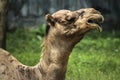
37,36 -> 74,80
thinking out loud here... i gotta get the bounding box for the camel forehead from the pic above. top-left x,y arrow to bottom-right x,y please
52,8 -> 101,20
52,10 -> 72,19
52,8 -> 100,18
77,8 -> 101,14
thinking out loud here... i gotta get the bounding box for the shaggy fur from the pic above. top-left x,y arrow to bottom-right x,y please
0,8 -> 104,80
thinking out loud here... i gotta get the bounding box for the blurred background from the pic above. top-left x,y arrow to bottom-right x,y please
0,0 -> 120,80
8,0 -> 120,30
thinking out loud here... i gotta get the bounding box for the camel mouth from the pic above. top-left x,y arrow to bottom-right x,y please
87,17 -> 104,32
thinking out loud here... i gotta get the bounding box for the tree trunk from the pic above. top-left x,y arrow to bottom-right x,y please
0,0 -> 8,49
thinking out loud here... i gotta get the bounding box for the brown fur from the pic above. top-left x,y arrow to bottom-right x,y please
0,8 -> 104,80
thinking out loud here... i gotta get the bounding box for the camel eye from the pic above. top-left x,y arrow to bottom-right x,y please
65,16 -> 76,24
67,17 -> 76,22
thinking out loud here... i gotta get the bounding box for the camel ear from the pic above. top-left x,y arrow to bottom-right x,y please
45,14 -> 55,27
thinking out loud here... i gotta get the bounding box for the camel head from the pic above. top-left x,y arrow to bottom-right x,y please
45,8 -> 104,45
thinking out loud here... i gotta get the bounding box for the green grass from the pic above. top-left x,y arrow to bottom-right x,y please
6,27 -> 120,80
66,31 -> 120,80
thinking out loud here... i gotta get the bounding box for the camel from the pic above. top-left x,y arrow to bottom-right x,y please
0,8 -> 104,80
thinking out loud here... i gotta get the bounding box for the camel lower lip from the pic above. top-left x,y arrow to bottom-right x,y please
95,23 -> 102,32
96,26 -> 102,32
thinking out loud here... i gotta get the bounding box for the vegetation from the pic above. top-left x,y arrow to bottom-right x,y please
6,26 -> 120,80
